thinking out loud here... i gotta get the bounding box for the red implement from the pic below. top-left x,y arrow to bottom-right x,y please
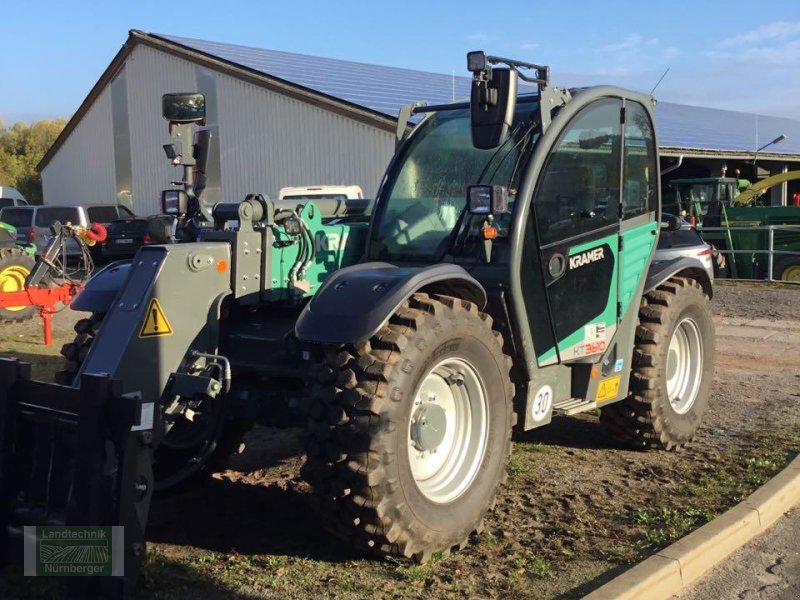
0,283 -> 82,346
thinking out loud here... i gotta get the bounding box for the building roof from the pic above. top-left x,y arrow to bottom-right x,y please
39,30 -> 800,171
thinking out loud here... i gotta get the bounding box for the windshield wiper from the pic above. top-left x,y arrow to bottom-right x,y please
436,121 -> 537,261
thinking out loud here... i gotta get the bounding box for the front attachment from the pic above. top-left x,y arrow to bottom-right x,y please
0,358 -> 153,599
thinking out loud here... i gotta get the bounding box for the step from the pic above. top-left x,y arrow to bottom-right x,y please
553,398 -> 597,416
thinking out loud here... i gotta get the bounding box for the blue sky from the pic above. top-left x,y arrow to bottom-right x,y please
2,0 -> 800,123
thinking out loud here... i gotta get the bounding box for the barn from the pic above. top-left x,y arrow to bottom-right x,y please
38,30 -> 800,214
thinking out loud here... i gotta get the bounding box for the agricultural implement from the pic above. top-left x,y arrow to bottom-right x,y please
0,221 -> 104,344
0,54 -> 714,597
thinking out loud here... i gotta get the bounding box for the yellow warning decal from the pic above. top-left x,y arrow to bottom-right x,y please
596,375 -> 621,403
139,298 -> 174,338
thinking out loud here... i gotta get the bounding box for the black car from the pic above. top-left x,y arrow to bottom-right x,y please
101,215 -> 177,260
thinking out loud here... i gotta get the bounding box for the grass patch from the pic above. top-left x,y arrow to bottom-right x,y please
633,506 -> 715,548
513,550 -> 552,579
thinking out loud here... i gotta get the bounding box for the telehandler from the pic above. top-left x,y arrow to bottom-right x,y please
0,52 -> 714,597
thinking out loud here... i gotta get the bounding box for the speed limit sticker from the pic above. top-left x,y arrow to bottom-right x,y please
531,385 -> 553,422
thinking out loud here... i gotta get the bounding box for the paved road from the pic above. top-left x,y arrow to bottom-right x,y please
678,509 -> 800,599
679,314 -> 800,600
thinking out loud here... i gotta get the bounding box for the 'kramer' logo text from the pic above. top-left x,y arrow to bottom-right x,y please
569,247 -> 605,270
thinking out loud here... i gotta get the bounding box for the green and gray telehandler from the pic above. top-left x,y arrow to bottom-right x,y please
0,52 -> 714,597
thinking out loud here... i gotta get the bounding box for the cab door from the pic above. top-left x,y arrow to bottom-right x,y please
531,98 -> 623,365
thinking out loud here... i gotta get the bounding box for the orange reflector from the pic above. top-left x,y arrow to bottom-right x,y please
483,227 -> 498,240
216,260 -> 229,273
591,367 -> 599,379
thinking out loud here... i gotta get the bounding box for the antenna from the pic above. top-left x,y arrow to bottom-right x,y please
650,67 -> 670,95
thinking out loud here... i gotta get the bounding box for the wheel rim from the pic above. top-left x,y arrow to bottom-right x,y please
407,357 -> 488,504
781,264 -> 800,282
0,264 -> 30,311
665,317 -> 703,415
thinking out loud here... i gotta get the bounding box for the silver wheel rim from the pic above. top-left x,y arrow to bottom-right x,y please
407,357 -> 488,504
666,317 -> 703,415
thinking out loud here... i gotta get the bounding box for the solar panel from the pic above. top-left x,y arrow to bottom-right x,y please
160,33 -> 800,156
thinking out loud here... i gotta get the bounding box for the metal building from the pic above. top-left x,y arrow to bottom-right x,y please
39,30 -> 800,214
39,31 -> 407,215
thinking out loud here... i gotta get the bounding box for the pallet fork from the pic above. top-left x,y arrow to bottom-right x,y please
0,358 -> 153,598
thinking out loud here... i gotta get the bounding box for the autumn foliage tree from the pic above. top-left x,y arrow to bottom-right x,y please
0,118 -> 67,204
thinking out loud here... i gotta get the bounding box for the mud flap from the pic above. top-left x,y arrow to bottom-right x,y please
0,358 -> 153,599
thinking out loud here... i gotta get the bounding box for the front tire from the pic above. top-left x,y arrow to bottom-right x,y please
600,277 -> 715,450
303,293 -> 514,561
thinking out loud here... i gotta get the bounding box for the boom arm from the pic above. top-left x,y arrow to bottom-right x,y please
733,171 -> 800,206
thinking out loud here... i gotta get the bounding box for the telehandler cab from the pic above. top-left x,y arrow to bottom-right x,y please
0,51 -> 714,596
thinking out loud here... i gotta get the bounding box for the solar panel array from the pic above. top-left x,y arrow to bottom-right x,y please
161,34 -> 800,156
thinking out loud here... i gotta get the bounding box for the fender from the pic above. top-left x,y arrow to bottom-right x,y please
645,257 -> 713,298
71,260 -> 133,312
295,262 -> 487,344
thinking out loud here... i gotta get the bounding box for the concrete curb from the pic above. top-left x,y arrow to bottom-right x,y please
582,453 -> 800,600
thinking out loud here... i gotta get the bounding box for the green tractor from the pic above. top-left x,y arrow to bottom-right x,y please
0,220 -> 37,323
669,175 -> 800,281
0,52 -> 714,597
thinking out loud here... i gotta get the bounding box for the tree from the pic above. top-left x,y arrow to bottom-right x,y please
0,118 -> 67,203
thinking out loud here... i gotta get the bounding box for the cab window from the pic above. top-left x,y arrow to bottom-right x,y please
535,98 -> 622,246
622,102 -> 657,218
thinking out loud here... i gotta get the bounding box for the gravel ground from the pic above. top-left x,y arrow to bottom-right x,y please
679,509 -> 800,600
0,283 -> 798,599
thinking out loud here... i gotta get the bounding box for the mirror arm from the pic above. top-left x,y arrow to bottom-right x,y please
396,101 -> 427,148
538,86 -> 572,134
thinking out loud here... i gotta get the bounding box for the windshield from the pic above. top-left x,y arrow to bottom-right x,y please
35,207 -> 81,227
676,184 -> 715,216
283,193 -> 349,201
1,207 -> 33,227
369,101 -> 539,261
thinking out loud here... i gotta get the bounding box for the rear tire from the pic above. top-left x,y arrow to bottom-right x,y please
55,313 -> 104,385
303,293 -> 514,561
0,247 -> 36,323
600,277 -> 714,450
775,257 -> 800,282
711,247 -> 729,279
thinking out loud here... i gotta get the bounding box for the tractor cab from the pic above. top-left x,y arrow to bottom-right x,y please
669,177 -> 748,225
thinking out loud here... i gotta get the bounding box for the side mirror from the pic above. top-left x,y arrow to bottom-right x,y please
161,189 -> 188,215
467,185 -> 509,215
162,93 -> 206,124
660,212 -> 683,232
469,57 -> 517,150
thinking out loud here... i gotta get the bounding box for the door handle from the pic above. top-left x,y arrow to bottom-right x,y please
546,252 -> 566,283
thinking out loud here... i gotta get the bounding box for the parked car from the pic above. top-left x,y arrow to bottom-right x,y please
654,213 -> 715,284
0,187 -> 29,208
101,214 -> 177,260
0,204 -> 135,259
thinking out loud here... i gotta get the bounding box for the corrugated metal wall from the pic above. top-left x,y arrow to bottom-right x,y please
216,73 -> 395,201
42,43 -> 396,215
41,86 -> 116,206
125,45 -> 197,215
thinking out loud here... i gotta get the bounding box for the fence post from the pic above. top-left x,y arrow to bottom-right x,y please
768,226 -> 775,282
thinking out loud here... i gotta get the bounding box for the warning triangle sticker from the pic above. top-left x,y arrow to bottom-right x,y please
139,298 -> 174,338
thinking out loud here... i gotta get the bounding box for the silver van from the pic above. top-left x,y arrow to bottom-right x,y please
0,204 -> 135,257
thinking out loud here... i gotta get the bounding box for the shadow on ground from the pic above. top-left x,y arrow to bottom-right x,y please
514,413 -> 623,451
147,467 -> 360,564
